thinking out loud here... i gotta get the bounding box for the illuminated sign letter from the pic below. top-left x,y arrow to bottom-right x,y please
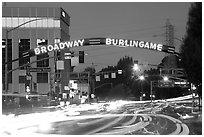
150,43 -> 157,50
41,46 -> 47,53
54,43 -> 60,50
124,40 -> 129,47
133,41 -> 139,47
112,39 -> 118,45
78,39 -> 84,46
106,38 -> 112,45
59,42 -> 65,49
119,39 -> 124,46
139,41 -> 144,48
144,42 -> 150,49
65,41 -> 73,48
74,41 -> 80,47
129,40 -> 134,47
34,48 -> 41,55
157,44 -> 163,51
47,45 -> 54,52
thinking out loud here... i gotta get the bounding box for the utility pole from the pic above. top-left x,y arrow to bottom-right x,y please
91,63 -> 96,95
150,81 -> 153,103
165,19 -> 175,56
5,30 -> 8,93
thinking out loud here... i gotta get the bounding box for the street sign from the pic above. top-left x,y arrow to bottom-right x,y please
56,60 -> 64,70
28,67 -> 51,72
158,80 -> 174,88
160,68 -> 186,77
64,52 -> 72,60
174,81 -> 190,88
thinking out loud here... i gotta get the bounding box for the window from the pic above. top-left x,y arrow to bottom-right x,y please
47,19 -> 54,28
30,18 -> 37,27
2,39 -> 12,87
2,17 -> 59,28
19,76 -> 26,83
54,38 -> 60,44
37,19 -> 42,27
6,18 -> 12,28
62,11 -> 66,17
42,19 -> 48,27
54,20 -> 60,28
12,18 -> 19,28
19,39 -> 30,69
37,39 -> 49,67
54,38 -> 61,60
2,17 -> 6,27
24,18 -> 30,27
37,73 -> 48,83
18,18 -> 25,28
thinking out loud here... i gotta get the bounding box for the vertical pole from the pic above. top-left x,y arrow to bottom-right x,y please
5,30 -> 8,94
30,71 -> 32,93
88,72 -> 90,103
150,81 -> 152,103
92,63 -> 95,95
141,82 -> 143,101
191,83 -> 194,113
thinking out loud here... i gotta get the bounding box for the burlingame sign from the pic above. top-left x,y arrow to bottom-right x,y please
24,38 -> 175,57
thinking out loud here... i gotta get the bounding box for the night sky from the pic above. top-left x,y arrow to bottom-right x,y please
4,1 -> 191,71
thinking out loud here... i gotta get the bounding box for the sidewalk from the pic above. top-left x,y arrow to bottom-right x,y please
2,106 -> 55,115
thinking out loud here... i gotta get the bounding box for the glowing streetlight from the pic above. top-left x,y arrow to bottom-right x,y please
133,64 -> 139,71
139,75 -> 145,81
163,76 -> 169,81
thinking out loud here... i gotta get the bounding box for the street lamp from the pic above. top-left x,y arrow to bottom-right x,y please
139,75 -> 145,81
4,18 -> 56,93
139,75 -> 145,101
163,76 -> 169,81
133,64 -> 139,71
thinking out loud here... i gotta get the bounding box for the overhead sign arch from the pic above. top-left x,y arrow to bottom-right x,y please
23,37 -> 175,58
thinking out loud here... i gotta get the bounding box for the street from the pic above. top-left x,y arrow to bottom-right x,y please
1,95 -> 202,135
2,2 -> 202,136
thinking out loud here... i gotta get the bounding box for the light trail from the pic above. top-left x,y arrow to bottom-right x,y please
2,98 -> 193,135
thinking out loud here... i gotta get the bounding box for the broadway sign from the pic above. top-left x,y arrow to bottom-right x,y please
23,38 -> 175,58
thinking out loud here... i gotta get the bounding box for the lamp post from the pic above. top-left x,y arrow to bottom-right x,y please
4,18 -> 54,93
139,75 -> 145,101
150,81 -> 153,103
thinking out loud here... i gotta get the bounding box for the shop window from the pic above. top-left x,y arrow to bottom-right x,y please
37,73 -> 48,83
19,39 -> 30,69
37,39 -> 49,67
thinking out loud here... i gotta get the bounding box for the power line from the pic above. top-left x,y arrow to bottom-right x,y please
86,46 -> 131,58
72,26 -> 164,39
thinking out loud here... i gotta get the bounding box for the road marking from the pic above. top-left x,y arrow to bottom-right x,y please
96,121 -> 150,135
86,112 -> 127,135
121,116 -> 138,126
169,123 -> 181,135
179,123 -> 189,135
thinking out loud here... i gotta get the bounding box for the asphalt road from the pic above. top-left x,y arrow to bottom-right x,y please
1,98 -> 202,135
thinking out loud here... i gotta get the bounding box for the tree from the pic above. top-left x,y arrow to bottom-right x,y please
116,56 -> 134,87
83,66 -> 96,95
94,56 -> 135,100
180,3 -> 202,97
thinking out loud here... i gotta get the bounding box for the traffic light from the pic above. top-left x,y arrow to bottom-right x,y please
79,51 -> 84,63
25,81 -> 30,93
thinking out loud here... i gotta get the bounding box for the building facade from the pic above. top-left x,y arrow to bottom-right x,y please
2,7 -> 71,95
